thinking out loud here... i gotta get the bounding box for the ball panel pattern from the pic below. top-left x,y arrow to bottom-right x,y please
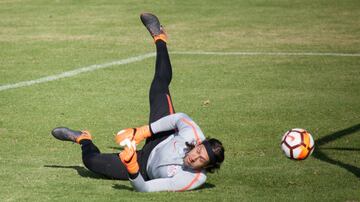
281,129 -> 315,160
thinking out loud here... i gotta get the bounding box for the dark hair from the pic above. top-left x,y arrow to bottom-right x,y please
185,138 -> 225,173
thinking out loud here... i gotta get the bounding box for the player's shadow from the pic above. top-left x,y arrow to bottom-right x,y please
44,166 -> 216,191
44,165 -> 107,180
45,165 -> 134,190
112,182 -> 215,191
112,184 -> 134,191
198,182 -> 216,190
312,123 -> 360,178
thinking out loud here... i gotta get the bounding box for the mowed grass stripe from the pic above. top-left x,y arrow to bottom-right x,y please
1,51 -> 359,92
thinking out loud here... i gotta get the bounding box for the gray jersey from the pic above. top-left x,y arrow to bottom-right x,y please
129,113 -> 207,192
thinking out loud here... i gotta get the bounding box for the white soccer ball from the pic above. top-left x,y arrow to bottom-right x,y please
281,128 -> 315,160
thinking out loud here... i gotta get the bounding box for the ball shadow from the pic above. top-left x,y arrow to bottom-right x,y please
312,123 -> 360,178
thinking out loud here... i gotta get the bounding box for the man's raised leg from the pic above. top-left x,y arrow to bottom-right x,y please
140,13 -> 175,124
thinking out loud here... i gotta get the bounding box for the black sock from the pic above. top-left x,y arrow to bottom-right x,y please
80,140 -> 100,158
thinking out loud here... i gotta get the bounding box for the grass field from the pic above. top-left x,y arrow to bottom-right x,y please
0,0 -> 359,201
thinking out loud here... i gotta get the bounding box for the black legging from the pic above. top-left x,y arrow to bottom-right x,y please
81,40 -> 175,180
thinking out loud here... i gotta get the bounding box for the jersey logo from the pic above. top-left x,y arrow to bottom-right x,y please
167,165 -> 179,177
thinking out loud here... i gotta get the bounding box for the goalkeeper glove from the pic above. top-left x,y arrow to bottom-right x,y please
118,139 -> 139,174
115,125 -> 151,146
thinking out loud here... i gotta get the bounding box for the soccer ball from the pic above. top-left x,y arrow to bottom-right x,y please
281,128 -> 315,160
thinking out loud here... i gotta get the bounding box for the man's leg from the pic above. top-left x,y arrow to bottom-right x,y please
132,13 -> 176,181
90,15 -> 174,181
148,39 -> 175,124
87,29 -> 174,182
51,127 -> 128,180
140,13 -> 175,124
80,140 -> 129,180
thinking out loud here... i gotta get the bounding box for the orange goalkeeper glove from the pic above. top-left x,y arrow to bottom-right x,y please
115,125 -> 151,146
119,140 -> 139,174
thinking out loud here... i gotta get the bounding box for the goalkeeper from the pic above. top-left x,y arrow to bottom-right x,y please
51,13 -> 225,192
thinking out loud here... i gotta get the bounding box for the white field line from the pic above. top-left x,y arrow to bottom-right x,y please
0,52 -> 155,92
0,51 -> 359,92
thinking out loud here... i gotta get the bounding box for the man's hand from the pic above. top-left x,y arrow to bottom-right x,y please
115,125 -> 151,145
119,140 -> 139,174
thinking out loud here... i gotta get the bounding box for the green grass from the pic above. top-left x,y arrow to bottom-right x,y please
0,0 -> 359,201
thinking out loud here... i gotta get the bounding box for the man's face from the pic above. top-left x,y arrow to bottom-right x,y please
183,144 -> 210,170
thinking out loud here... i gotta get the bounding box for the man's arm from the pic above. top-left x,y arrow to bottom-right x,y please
129,170 -> 207,192
150,112 -> 206,143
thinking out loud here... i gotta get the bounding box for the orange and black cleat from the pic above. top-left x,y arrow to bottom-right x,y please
51,127 -> 92,144
140,12 -> 168,43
